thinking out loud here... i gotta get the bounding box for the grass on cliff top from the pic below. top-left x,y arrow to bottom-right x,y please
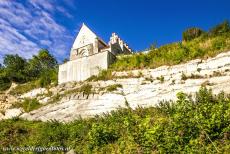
0,87 -> 230,153
110,22 -> 230,71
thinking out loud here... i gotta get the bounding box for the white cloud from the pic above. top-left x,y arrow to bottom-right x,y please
0,0 -> 73,64
56,6 -> 73,18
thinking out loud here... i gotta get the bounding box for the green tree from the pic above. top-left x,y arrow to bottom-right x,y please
3,54 -> 28,82
27,49 -> 57,78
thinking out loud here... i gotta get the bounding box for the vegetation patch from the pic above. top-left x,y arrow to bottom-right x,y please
0,49 -> 58,91
12,98 -> 41,112
87,70 -> 114,82
106,84 -> 122,92
9,80 -> 40,95
197,68 -> 202,72
211,71 -> 223,77
156,75 -> 164,83
145,77 -> 154,82
181,73 -> 204,80
110,21 -> 230,71
79,84 -> 93,95
201,80 -> 214,87
0,87 -> 230,153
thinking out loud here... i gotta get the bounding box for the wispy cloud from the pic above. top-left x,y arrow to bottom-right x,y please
0,0 -> 74,64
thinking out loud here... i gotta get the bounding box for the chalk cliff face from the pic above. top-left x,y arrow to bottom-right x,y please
2,51 -> 230,122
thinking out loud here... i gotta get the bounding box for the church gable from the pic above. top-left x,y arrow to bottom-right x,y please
72,24 -> 97,49
70,24 -> 109,60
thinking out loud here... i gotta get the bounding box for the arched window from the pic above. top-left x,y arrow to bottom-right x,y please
79,49 -> 88,57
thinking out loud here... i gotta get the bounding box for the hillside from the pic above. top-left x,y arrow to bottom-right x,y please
0,49 -> 230,122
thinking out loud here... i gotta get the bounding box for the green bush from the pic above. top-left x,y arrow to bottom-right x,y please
209,20 -> 230,36
157,75 -> 164,83
9,80 -> 39,95
88,124 -> 119,148
106,84 -> 122,92
39,69 -> 57,87
0,87 -> 230,153
0,76 -> 11,91
212,37 -> 227,50
79,84 -> 93,95
12,98 -> 41,112
183,27 -> 205,41
86,69 -> 113,81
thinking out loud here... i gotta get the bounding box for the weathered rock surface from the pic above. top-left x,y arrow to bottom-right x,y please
0,94 -> 17,110
20,88 -> 48,99
4,108 -> 23,119
17,51 -> 230,122
20,93 -> 126,122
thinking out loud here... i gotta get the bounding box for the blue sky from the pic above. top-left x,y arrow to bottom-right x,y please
0,0 -> 230,64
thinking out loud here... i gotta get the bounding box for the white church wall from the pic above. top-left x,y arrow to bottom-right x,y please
58,51 -> 111,84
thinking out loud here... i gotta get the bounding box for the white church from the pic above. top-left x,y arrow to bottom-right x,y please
58,24 -> 132,84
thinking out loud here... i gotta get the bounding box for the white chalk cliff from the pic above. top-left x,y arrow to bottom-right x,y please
13,51 -> 230,122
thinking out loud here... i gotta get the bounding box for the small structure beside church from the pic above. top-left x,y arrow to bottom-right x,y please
58,24 -> 132,84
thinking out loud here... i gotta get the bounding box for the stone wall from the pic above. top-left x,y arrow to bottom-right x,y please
19,51 -> 230,122
59,51 -> 116,84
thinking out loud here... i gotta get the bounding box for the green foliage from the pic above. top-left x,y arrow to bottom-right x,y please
27,49 -> 58,86
0,49 -> 58,91
181,72 -> 187,80
197,68 -> 202,72
87,69 -> 113,81
39,69 -> 58,87
212,37 -> 227,50
106,84 -> 122,92
157,75 -> 164,83
12,98 -> 41,112
110,20 -> 230,71
0,87 -> 230,153
79,84 -> 93,95
9,80 -> 39,95
88,124 -> 119,148
183,27 -> 205,41
0,74 -> 11,91
3,54 -> 28,82
27,49 -> 57,78
209,20 -> 230,36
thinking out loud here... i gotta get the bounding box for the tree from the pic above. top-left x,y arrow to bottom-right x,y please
27,49 -> 58,78
182,27 -> 205,41
3,54 -> 28,82
37,49 -> 57,70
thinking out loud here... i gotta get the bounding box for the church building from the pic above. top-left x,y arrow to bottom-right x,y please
58,24 -> 132,84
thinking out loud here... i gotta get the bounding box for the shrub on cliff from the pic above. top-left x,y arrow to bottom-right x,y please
182,27 -> 205,41
209,20 -> 230,36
